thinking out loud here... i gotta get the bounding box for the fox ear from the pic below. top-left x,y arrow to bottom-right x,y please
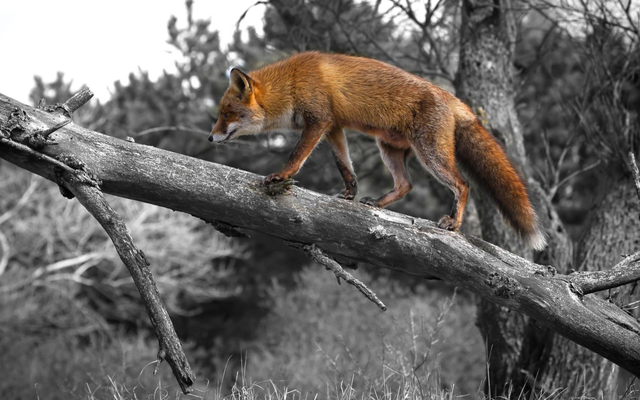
229,68 -> 254,99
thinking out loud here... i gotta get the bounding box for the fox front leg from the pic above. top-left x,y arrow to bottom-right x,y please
264,121 -> 331,185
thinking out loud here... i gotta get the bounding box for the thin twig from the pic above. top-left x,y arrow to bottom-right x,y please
549,160 -> 601,200
302,243 -> 387,311
0,230 -> 9,276
629,151 -> 640,203
36,119 -> 71,137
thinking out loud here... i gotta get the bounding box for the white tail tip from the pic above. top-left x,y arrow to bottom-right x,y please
524,230 -> 547,251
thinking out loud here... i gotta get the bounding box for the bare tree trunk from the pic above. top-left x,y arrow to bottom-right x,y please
456,0 -> 530,393
455,0 -> 576,395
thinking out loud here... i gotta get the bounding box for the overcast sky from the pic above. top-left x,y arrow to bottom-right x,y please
0,0 -> 265,103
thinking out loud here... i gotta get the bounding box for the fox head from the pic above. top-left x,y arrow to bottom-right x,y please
209,68 -> 265,143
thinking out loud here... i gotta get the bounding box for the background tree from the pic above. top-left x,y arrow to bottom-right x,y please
455,0 -> 537,394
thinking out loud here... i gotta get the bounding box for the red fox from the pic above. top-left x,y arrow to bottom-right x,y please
209,52 -> 546,250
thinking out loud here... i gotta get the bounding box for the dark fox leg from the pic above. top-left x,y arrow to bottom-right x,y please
360,139 -> 413,208
411,131 -> 469,231
326,127 -> 358,200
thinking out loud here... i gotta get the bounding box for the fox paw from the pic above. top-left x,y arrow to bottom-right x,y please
264,173 -> 285,185
359,196 -> 379,207
437,215 -> 459,231
336,191 -> 356,201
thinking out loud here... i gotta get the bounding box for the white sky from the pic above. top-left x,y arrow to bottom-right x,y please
0,0 -> 265,104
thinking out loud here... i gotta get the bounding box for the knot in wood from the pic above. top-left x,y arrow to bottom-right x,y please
3,107 -> 28,136
485,272 -> 521,298
27,132 -> 47,149
56,154 -> 86,170
534,265 -> 557,277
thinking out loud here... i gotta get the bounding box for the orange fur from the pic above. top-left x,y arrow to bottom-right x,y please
210,52 -> 547,250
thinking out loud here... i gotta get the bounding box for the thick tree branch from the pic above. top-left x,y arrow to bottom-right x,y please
1,91 -> 640,379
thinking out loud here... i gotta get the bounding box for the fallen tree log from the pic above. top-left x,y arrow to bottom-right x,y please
1,91 -> 639,388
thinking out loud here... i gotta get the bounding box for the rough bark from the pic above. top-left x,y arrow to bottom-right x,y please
455,0 -> 576,395
2,93 -> 640,387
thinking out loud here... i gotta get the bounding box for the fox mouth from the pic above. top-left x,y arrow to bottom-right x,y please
209,128 -> 238,143
222,128 -> 238,141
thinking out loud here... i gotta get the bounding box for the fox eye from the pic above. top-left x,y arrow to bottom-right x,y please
223,112 -> 230,119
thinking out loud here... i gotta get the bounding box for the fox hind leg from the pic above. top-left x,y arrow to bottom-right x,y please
360,139 -> 413,208
411,132 -> 469,231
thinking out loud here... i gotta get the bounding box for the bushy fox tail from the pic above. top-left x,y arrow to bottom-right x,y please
454,114 -> 547,250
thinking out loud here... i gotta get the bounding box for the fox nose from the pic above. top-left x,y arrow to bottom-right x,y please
207,135 -> 213,142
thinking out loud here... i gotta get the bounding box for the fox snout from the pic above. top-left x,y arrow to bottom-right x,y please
209,121 -> 238,143
208,130 -> 231,143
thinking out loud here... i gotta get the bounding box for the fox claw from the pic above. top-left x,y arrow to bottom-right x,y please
437,215 -> 459,231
